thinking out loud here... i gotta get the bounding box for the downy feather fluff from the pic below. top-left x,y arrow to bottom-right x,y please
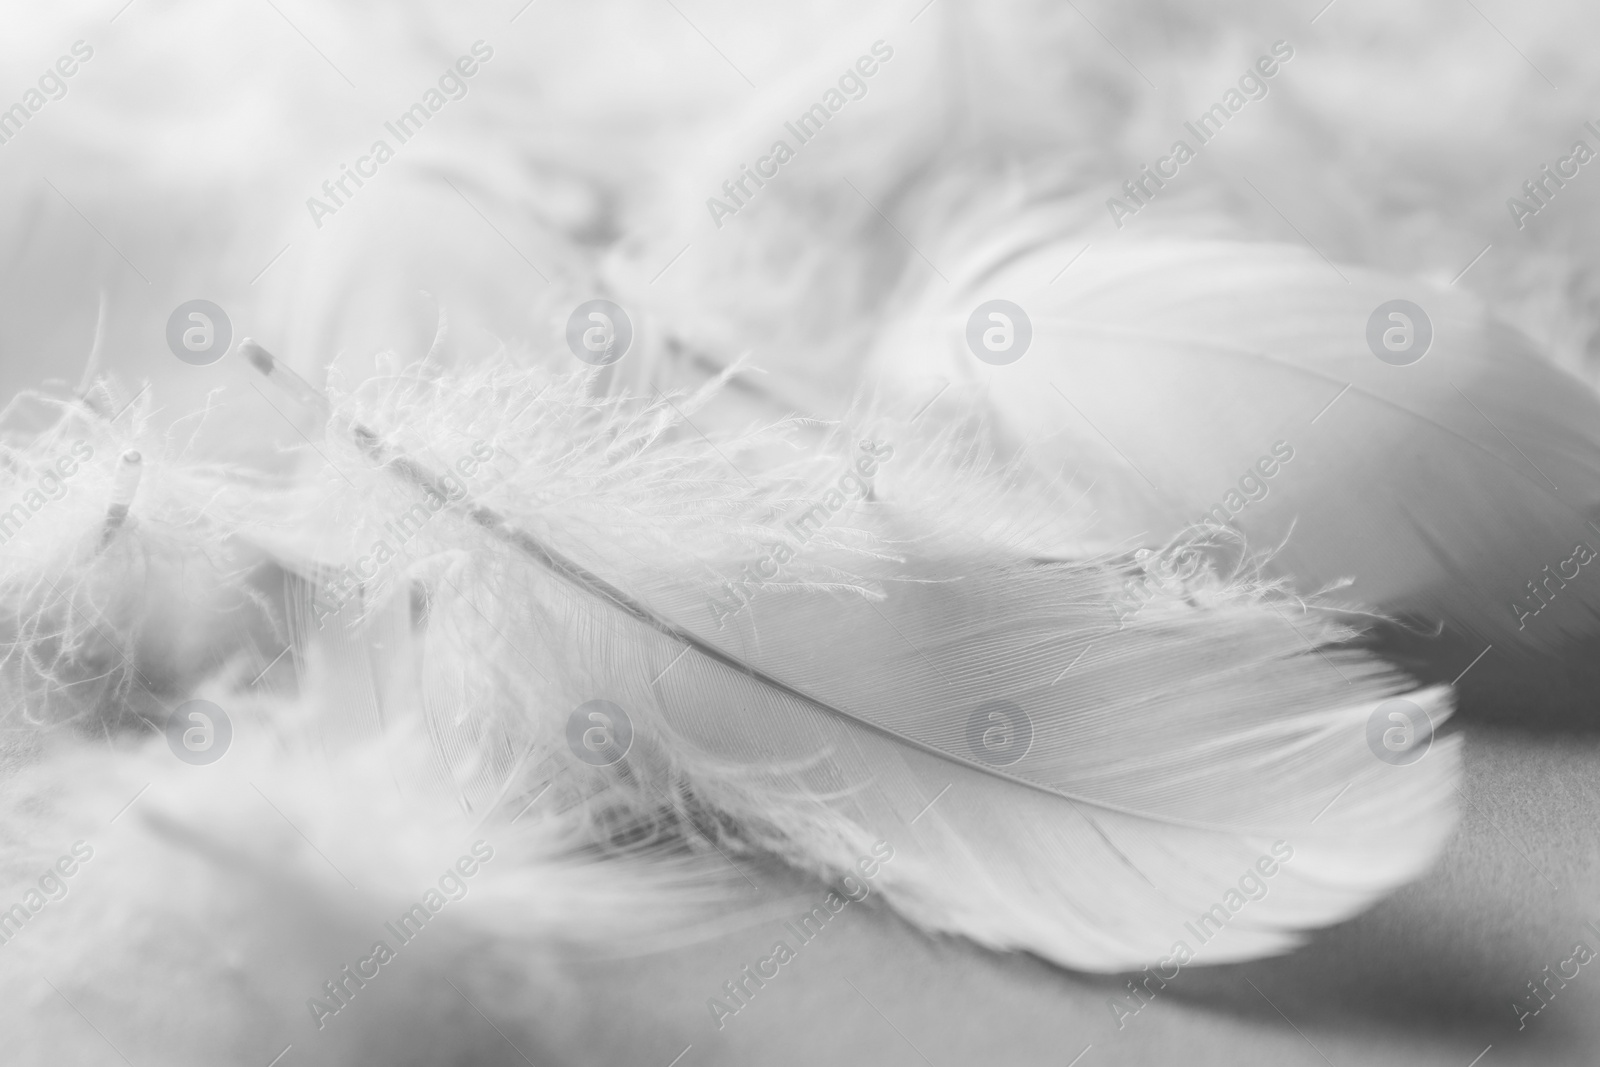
56,349 -> 1455,974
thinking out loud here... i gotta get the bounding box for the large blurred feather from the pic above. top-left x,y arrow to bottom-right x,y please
866,234 -> 1600,657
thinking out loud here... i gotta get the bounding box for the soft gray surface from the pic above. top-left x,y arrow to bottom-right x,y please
496,720 -> 1598,1067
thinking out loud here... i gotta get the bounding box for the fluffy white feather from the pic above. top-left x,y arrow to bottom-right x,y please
190,349 -> 1462,972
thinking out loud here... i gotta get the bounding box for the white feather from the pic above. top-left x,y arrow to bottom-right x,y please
208,353 -> 1464,972
865,235 -> 1600,656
